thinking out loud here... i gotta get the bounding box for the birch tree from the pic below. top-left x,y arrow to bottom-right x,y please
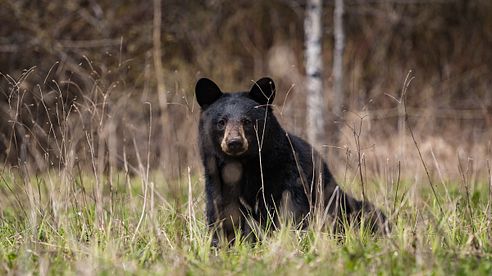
305,0 -> 325,147
333,0 -> 345,118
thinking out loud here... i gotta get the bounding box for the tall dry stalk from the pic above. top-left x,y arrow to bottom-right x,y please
487,159 -> 491,239
132,103 -> 153,242
401,71 -> 443,216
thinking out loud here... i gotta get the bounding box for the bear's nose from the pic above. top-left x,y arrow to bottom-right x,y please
227,138 -> 244,152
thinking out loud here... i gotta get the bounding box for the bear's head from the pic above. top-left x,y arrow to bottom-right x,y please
195,77 -> 276,158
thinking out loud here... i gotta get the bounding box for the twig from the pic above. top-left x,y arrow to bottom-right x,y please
392,161 -> 401,216
401,70 -> 444,216
457,154 -> 476,234
487,159 -> 491,240
354,117 -> 366,202
132,102 -> 152,242
252,80 -> 277,228
187,166 -> 195,241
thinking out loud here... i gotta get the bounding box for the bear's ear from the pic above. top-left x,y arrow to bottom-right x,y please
249,77 -> 275,106
195,78 -> 223,108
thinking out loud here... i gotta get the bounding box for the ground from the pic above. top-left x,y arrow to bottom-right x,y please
0,170 -> 491,275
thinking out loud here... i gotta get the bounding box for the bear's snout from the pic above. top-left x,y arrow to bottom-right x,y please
226,138 -> 243,152
220,122 -> 248,156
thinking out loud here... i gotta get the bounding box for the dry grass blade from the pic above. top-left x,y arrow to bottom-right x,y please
401,70 -> 444,216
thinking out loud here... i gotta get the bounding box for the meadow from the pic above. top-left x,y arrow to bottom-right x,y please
1,1 -> 491,274
1,166 -> 491,274
1,96 -> 491,274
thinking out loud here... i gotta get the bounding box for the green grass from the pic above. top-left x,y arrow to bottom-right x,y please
1,170 -> 491,275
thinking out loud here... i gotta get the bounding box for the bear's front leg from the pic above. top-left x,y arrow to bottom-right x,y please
204,177 -> 221,247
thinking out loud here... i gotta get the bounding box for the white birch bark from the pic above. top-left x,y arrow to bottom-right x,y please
305,0 -> 325,147
333,0 -> 345,117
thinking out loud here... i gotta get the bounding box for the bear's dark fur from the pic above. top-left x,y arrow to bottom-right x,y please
196,77 -> 388,244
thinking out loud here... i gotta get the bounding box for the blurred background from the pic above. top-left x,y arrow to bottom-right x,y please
0,0 -> 491,182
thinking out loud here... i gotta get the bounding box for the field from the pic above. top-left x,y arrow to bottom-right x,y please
1,149 -> 492,274
1,1 -> 492,275
0,67 -> 490,275
1,69 -> 491,275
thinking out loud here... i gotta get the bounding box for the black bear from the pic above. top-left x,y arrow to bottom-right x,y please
195,77 -> 387,244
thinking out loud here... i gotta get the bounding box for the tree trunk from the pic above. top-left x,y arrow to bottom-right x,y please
153,0 -> 172,171
333,0 -> 345,118
305,0 -> 325,147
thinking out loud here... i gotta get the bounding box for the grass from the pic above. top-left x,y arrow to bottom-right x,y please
1,168 -> 491,275
0,68 -> 490,274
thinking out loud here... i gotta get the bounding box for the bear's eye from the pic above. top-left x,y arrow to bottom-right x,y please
242,118 -> 252,126
216,119 -> 226,130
